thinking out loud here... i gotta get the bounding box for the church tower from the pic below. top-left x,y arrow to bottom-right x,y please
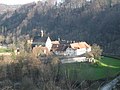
41,30 -> 44,37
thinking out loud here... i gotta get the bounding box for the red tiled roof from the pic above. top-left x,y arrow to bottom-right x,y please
51,41 -> 60,44
32,46 -> 49,55
51,44 -> 68,51
70,42 -> 91,49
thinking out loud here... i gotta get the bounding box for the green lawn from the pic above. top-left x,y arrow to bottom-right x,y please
60,57 -> 120,81
0,48 -> 12,53
100,57 -> 120,68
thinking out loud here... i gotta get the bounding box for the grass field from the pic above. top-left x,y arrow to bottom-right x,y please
0,48 -> 12,53
60,57 -> 120,81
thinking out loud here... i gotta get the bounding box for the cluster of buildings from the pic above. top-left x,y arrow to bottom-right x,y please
28,32 -> 91,57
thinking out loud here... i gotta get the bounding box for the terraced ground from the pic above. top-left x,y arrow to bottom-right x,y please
60,57 -> 120,80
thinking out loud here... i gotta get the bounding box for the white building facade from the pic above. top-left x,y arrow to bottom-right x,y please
65,42 -> 91,56
45,37 -> 52,51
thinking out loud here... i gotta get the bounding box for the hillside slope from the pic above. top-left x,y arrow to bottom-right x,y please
0,4 -> 21,14
0,1 -> 120,56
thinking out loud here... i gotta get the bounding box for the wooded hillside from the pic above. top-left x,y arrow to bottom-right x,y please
0,0 -> 120,56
